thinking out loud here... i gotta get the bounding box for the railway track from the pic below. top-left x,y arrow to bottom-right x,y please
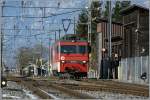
7,76 -> 149,98
82,79 -> 148,89
32,80 -> 95,99
80,79 -> 149,96
45,78 -> 149,97
31,78 -> 149,97
60,84 -> 148,97
7,76 -> 95,99
8,77 -> 52,99
73,79 -> 149,97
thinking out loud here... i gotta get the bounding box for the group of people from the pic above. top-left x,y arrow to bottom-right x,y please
100,54 -> 120,79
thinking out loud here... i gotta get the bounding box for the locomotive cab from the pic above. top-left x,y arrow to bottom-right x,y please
50,34 -> 90,78
50,39 -> 89,77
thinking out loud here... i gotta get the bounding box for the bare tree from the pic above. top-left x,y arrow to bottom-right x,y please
16,44 -> 48,75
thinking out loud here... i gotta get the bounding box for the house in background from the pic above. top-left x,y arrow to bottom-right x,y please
96,18 -> 123,58
120,4 -> 149,57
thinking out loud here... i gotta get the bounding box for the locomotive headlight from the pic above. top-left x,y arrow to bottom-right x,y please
61,60 -> 65,63
82,61 -> 86,63
31,69 -> 34,72
2,81 -> 6,85
61,56 -> 65,60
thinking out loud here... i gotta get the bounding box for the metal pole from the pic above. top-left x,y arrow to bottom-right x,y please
135,57 -> 137,82
126,58 -> 128,80
89,7 -> 92,44
108,1 -> 112,58
147,56 -> 149,84
87,0 -> 92,77
40,38 -> 42,77
74,16 -> 76,34
41,7 -> 45,77
137,10 -> 140,56
58,29 -> 61,39
88,0 -> 92,44
0,1 -> 3,77
55,32 -> 57,41
107,1 -> 112,79
41,59 -> 42,76
140,56 -> 142,75
48,37 -> 50,76
0,2 -> 3,97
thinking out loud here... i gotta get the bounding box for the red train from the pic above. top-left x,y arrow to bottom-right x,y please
50,35 -> 91,78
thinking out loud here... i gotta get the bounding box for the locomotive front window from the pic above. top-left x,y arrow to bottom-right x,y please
78,46 -> 86,54
61,45 -> 76,54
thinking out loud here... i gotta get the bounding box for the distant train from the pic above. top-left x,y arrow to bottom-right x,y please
50,34 -> 91,78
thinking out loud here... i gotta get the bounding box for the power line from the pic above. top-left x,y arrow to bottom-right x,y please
3,5 -> 84,9
2,9 -> 82,18
2,29 -> 64,39
2,28 -> 63,31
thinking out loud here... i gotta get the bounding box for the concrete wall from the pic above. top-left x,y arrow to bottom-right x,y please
119,56 -> 149,85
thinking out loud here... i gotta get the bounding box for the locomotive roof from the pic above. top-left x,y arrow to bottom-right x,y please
51,34 -> 88,46
52,40 -> 88,46
54,40 -> 88,44
58,39 -> 87,42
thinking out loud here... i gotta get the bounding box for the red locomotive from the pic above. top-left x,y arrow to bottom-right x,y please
50,35 -> 91,78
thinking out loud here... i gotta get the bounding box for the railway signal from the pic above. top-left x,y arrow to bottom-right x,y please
1,76 -> 7,88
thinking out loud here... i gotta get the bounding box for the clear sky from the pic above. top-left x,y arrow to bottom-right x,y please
132,0 -> 149,8
2,0 -> 88,68
2,0 -> 149,68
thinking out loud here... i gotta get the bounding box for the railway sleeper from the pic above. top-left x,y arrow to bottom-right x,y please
64,85 -> 148,97
49,84 -> 95,99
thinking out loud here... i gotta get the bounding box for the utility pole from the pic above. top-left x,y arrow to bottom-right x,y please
55,32 -> 57,41
107,1 -> 112,79
48,37 -> 51,76
87,0 -> 92,44
0,2 -> 3,98
136,10 -> 140,56
0,1 -> 2,76
58,29 -> 61,39
108,1 -> 112,58
74,16 -> 76,34
0,1 -> 3,77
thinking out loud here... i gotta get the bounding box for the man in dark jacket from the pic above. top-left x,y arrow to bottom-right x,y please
100,57 -> 112,79
112,54 -> 119,79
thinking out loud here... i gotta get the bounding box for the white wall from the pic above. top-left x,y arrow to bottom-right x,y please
119,56 -> 149,85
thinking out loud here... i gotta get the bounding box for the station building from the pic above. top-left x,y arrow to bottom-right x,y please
120,4 -> 149,57
96,4 -> 149,59
96,18 -> 123,59
96,18 -> 123,79
96,4 -> 149,81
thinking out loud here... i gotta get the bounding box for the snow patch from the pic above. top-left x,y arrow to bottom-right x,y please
3,94 -> 21,99
38,88 -> 60,99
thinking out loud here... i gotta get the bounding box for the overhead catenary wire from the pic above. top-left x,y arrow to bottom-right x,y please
3,5 -> 85,9
2,9 -> 82,18
2,0 -> 86,68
